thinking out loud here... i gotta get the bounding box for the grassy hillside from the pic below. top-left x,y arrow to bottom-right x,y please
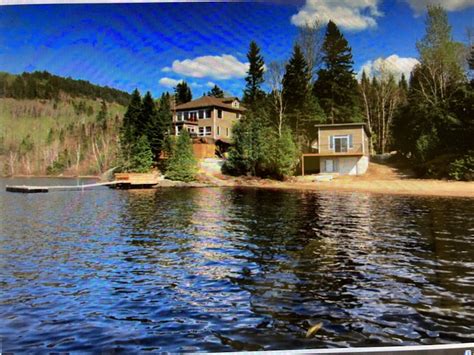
0,97 -> 126,176
0,70 -> 132,176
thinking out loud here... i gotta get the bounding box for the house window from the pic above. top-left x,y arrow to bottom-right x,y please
226,127 -> 229,137
329,135 -> 353,153
206,109 -> 212,118
217,126 -> 220,136
199,127 -> 204,136
189,111 -> 197,120
205,126 -> 212,136
184,111 -> 189,120
217,109 -> 222,119
198,110 -> 204,119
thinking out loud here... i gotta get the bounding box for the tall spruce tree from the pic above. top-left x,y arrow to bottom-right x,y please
121,88 -> 142,145
282,44 -> 325,144
243,41 -> 265,106
207,84 -> 224,98
148,92 -> 173,159
140,91 -> 156,135
313,21 -> 361,123
175,81 -> 192,105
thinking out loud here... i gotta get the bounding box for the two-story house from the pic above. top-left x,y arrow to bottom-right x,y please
172,96 -> 245,141
301,123 -> 371,176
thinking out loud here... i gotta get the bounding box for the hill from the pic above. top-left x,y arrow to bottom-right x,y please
0,71 -> 131,106
0,71 -> 130,176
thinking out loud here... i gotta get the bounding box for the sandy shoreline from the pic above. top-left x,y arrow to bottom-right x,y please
227,178 -> 474,198
5,170 -> 474,198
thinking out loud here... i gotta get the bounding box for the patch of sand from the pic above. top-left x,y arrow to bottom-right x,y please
205,162 -> 474,198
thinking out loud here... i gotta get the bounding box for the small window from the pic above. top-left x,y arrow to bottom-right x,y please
226,128 -> 229,137
205,126 -> 212,135
217,126 -> 220,135
199,127 -> 204,136
184,111 -> 189,120
217,110 -> 222,119
198,110 -> 204,119
206,109 -> 212,118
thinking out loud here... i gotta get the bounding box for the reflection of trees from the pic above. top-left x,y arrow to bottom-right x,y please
120,188 -> 199,253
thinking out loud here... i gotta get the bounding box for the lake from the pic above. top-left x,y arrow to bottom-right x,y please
1,178 -> 473,352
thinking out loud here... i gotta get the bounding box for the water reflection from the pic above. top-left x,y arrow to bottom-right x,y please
0,180 -> 473,352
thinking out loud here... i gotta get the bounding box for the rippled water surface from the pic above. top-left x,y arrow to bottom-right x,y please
1,178 -> 473,352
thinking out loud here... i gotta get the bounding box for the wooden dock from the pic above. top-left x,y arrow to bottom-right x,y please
5,180 -> 157,193
6,172 -> 160,193
6,181 -> 120,193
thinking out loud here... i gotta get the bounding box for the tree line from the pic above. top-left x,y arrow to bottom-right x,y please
222,5 -> 473,180
118,89 -> 197,181
0,70 -> 131,106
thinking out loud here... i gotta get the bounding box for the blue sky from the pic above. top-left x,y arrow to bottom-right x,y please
0,0 -> 473,98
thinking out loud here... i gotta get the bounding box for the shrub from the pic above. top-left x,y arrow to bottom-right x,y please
449,152 -> 474,181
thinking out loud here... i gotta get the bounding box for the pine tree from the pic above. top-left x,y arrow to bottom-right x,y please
165,131 -> 197,182
175,81 -> 192,105
121,89 -> 142,145
282,44 -> 325,144
313,21 -> 361,123
140,91 -> 157,137
129,135 -> 154,173
148,92 -> 173,159
243,41 -> 265,106
207,84 -> 225,98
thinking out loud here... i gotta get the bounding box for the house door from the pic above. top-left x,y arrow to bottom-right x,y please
325,159 -> 334,173
334,136 -> 348,152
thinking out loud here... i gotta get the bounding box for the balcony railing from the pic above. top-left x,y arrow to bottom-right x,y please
312,143 -> 364,154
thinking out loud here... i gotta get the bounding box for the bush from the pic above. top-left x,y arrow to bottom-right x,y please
449,152 -> 474,181
165,131 -> 197,182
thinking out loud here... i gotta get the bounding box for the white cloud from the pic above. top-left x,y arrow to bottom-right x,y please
405,0 -> 474,14
291,0 -> 383,31
358,54 -> 420,81
206,81 -> 216,88
164,54 -> 249,80
158,77 -> 182,88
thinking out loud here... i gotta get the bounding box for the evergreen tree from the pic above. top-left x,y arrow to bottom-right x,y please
140,91 -> 157,136
96,100 -> 108,129
207,84 -> 224,98
175,81 -> 192,105
282,44 -> 325,144
121,89 -> 142,145
313,21 -> 361,123
148,92 -> 173,159
243,41 -> 265,106
129,135 -> 154,173
165,131 -> 197,182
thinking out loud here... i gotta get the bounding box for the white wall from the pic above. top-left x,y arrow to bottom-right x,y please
320,156 -> 369,175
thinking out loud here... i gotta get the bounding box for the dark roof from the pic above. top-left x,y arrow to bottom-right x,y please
175,96 -> 245,112
314,123 -> 371,136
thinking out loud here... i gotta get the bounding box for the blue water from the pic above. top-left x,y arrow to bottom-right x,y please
1,178 -> 473,352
